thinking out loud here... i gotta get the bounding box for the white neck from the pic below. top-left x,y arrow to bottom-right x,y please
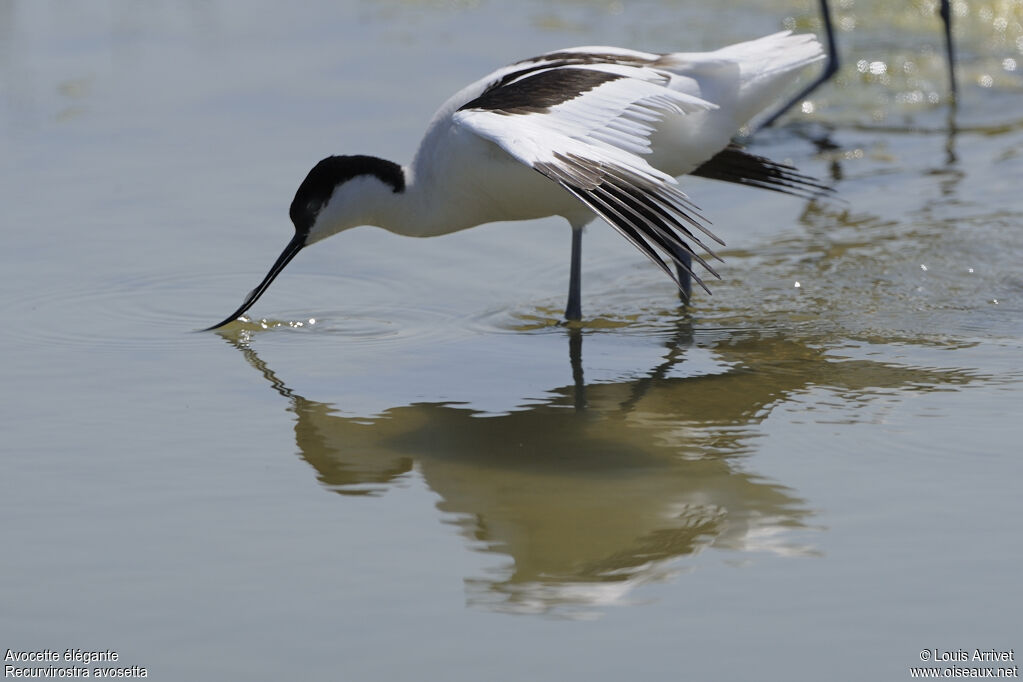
322,163 -> 482,240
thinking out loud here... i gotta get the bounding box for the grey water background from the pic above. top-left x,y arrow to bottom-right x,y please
2,1 -> 1021,679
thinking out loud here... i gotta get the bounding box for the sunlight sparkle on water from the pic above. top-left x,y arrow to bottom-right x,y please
857,60 -> 888,75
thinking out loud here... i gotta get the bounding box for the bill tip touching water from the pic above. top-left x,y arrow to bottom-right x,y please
205,30 -> 835,332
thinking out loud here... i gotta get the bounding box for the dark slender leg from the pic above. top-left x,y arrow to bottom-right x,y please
939,0 -> 957,102
565,224 -> 583,320
762,0 -> 957,128
759,0 -> 839,130
673,252 -> 692,304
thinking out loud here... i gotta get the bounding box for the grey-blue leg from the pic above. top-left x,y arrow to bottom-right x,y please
565,223 -> 584,321
673,253 -> 693,304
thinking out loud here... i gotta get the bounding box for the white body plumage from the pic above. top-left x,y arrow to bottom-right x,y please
207,31 -> 825,329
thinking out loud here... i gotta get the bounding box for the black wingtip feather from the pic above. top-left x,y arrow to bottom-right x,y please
692,144 -> 832,199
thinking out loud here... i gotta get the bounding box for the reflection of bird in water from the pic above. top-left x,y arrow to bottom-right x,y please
225,338 -> 816,615
206,32 -> 829,329
217,323 -> 980,615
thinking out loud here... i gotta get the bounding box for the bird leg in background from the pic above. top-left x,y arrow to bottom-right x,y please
760,0 -> 956,129
939,0 -> 958,102
758,0 -> 839,130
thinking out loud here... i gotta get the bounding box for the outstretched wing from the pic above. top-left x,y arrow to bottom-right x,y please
452,62 -> 725,294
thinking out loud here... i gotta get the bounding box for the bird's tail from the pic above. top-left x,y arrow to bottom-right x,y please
711,31 -> 825,124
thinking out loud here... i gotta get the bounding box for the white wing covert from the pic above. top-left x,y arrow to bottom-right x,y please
453,62 -> 726,293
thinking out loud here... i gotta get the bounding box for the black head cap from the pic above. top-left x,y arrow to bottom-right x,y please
289,155 -> 405,235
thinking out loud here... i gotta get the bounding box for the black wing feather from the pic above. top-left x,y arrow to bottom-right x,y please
692,144 -> 831,198
534,155 -> 723,296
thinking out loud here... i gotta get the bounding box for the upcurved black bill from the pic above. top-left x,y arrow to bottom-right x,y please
204,234 -> 305,331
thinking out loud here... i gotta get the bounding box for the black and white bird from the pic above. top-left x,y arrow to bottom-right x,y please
207,31 -> 828,330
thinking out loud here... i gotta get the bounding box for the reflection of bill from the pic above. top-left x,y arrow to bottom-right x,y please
218,326 -> 974,616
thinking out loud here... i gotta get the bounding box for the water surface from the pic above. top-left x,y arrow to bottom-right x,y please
2,1 -> 1021,680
